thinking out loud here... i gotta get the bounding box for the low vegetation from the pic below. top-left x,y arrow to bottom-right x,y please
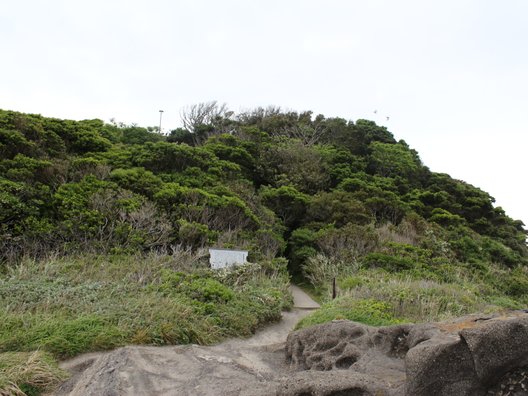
0,252 -> 290,394
297,245 -> 528,329
0,351 -> 67,396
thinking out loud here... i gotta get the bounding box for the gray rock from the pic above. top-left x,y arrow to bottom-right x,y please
460,314 -> 528,385
284,312 -> 528,396
404,331 -> 483,395
276,370 -> 395,396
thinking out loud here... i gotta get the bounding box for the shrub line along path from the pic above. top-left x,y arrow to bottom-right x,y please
52,285 -> 320,396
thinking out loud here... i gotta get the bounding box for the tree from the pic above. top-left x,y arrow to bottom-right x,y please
120,126 -> 164,145
180,101 -> 233,145
368,141 -> 421,178
263,141 -> 331,193
306,191 -> 371,227
167,128 -> 194,145
260,185 -> 309,229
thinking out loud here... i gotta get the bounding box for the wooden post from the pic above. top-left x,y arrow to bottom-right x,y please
332,277 -> 336,299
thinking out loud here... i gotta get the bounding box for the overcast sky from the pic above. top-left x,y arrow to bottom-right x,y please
2,0 -> 527,226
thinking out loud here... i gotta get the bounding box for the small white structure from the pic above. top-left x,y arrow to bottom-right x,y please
209,248 -> 248,269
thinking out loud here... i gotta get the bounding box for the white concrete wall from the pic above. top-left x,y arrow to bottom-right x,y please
209,249 -> 248,269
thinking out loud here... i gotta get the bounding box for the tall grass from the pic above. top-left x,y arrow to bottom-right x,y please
339,272 -> 483,322
0,351 -> 67,396
0,251 -> 291,395
298,255 -> 528,329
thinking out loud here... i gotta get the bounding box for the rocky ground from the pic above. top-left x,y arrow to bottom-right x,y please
52,289 -> 528,396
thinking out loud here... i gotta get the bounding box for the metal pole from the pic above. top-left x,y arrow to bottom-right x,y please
159,110 -> 164,134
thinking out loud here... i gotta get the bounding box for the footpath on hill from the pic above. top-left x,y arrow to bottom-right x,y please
50,288 -> 528,396
52,285 -> 320,396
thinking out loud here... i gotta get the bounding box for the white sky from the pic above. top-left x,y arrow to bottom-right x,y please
2,0 -> 527,226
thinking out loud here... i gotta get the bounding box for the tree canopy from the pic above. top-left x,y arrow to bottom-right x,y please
0,107 -> 526,272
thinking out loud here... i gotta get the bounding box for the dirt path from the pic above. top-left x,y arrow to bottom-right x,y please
289,285 -> 320,309
53,286 -> 319,396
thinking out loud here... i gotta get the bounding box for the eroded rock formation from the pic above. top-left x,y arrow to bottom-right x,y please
283,311 -> 528,396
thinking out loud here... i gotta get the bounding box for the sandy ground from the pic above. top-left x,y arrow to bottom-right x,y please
52,285 -> 319,396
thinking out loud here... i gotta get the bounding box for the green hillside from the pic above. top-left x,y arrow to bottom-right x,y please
0,104 -> 527,394
1,105 -> 526,267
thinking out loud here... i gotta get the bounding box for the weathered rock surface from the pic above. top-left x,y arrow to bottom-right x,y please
53,307 -> 528,395
284,311 -> 528,396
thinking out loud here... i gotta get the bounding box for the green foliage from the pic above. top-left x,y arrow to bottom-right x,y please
287,227 -> 319,274
131,142 -> 218,173
0,111 -> 67,158
429,208 -> 466,226
0,315 -> 124,357
301,254 -> 351,291
120,126 -> 164,145
155,183 -> 259,233
320,118 -> 396,156
0,179 -> 34,224
368,141 -> 421,178
0,107 -> 525,266
298,239 -> 528,330
260,185 -> 309,228
72,127 -> 112,153
364,194 -> 408,225
158,270 -> 235,303
167,128 -> 194,145
306,191 -> 371,227
53,176 -> 110,234
1,154 -> 52,184
337,175 -> 410,225
489,266 -> 528,298
338,176 -> 369,193
315,223 -> 380,262
296,297 -> 400,329
177,220 -> 217,248
204,134 -> 256,179
0,129 -> 37,159
299,258 -> 528,330
317,146 -> 366,187
363,252 -> 415,272
48,176 -> 172,253
110,167 -> 163,197
264,141 -> 331,193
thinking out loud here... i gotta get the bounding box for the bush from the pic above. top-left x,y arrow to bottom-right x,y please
301,253 -> 355,291
158,271 -> 235,303
362,252 -> 414,271
296,297 -> 400,329
338,275 -> 364,290
429,208 -> 465,226
177,220 -> 217,248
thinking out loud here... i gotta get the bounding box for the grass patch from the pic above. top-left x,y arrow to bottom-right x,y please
0,254 -> 291,357
296,297 -> 401,329
0,253 -> 291,394
0,351 -> 68,396
298,255 -> 528,330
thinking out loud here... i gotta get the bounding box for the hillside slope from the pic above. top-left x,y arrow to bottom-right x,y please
0,105 -> 527,395
1,106 -> 526,267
